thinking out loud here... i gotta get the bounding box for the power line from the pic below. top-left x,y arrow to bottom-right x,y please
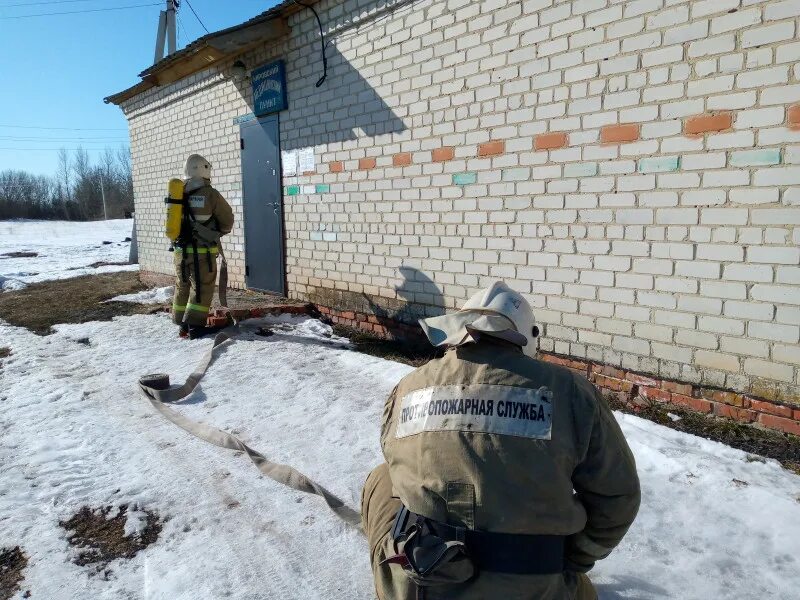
0,124 -> 126,131
0,147 -> 122,151
0,2 -> 160,19
184,0 -> 208,33
0,0 -> 103,7
0,138 -> 129,143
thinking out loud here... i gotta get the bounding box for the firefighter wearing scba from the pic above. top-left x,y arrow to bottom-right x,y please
171,154 -> 234,338
362,281 -> 641,600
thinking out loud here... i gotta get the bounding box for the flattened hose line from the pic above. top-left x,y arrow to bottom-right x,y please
137,331 -> 363,530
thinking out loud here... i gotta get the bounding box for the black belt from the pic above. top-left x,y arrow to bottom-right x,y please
392,505 -> 565,575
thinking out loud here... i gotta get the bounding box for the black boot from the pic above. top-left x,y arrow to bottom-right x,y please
178,323 -> 189,338
187,324 -> 226,340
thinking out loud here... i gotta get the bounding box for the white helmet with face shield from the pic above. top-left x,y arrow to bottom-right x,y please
184,154 -> 212,180
419,281 -> 539,357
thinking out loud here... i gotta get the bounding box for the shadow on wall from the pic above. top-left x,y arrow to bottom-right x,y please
233,44 -> 407,150
364,266 -> 446,328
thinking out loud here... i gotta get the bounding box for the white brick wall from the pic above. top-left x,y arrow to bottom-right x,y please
120,0 -> 800,398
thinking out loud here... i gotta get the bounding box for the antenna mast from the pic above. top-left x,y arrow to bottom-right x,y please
154,0 -> 180,64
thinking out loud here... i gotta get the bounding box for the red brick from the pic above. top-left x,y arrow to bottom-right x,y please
626,372 -> 661,387
432,147 -> 455,162
593,374 -> 634,393
684,112 -> 733,135
592,364 -> 626,380
671,394 -> 713,414
747,398 -> 794,419
639,386 -> 671,403
478,140 -> 505,156
758,413 -> 800,436
340,311 -> 356,320
662,380 -> 694,396
303,170 -> 316,176
359,158 -> 376,170
329,161 -> 343,173
701,388 -> 745,407
393,152 -> 412,167
795,409 -> 800,421
714,404 -> 758,423
534,132 -> 568,150
600,124 -> 640,144
789,104 -> 800,130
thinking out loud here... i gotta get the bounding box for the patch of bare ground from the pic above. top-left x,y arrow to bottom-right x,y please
0,272 -> 165,334
59,505 -> 162,577
0,546 -> 28,600
332,323 -> 442,368
0,252 -> 37,259
0,348 -> 9,359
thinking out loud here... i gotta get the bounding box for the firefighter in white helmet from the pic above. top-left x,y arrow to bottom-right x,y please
361,281 -> 641,600
172,154 -> 234,338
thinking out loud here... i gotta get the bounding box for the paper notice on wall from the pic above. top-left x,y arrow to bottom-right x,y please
298,147 -> 315,173
282,150 -> 298,177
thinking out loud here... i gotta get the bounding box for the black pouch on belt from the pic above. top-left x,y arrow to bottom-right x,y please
382,506 -> 475,587
382,505 -> 566,587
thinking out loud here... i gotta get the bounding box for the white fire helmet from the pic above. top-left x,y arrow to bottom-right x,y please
184,154 -> 212,180
419,281 -> 539,357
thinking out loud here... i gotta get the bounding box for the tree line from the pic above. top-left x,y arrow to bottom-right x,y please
0,147 -> 133,221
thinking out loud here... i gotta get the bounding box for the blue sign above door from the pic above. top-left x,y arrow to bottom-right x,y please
251,60 -> 287,116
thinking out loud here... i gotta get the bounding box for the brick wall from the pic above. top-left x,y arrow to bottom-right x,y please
121,0 -> 800,409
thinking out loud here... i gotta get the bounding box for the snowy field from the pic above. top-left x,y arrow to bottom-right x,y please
1,221 -> 799,599
0,219 -> 137,291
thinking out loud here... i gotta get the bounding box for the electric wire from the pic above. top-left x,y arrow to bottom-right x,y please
292,0 -> 327,87
183,0 -> 208,33
1,0 -> 108,7
0,2 -> 160,19
0,124 -> 126,131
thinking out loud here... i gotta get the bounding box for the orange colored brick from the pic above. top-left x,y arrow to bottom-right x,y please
600,124 -> 640,144
789,104 -> 800,131
432,147 -> 455,162
592,364 -> 626,380
748,398 -> 794,419
713,404 -> 757,423
701,388 -> 745,407
758,413 -> 800,436
534,132 -> 568,150
662,380 -> 693,396
639,386 -> 671,403
593,374 -> 634,393
671,394 -> 713,414
478,140 -> 505,156
626,372 -> 661,387
684,112 -> 733,135
359,158 -> 376,170
329,161 -> 343,173
393,152 -> 412,167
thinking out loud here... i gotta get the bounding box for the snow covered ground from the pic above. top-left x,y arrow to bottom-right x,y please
1,313 -> 799,600
1,221 -> 799,599
109,286 -> 174,305
0,219 -> 137,291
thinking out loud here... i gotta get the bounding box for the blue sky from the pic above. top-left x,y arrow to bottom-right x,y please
0,0 -> 280,175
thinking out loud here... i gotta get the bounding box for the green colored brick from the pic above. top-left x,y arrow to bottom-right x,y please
729,149 -> 781,167
502,168 -> 530,181
452,172 -> 477,185
285,185 -> 300,196
563,162 -> 598,178
315,184 -> 331,193
638,156 -> 680,173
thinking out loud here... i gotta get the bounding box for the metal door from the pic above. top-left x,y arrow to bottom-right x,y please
240,115 -> 285,294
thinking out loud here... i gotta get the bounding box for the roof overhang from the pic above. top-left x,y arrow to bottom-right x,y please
104,3 -> 296,106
